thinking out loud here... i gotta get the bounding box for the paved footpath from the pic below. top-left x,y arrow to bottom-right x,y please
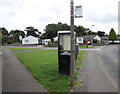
73,48 -> 117,92
2,48 -> 48,93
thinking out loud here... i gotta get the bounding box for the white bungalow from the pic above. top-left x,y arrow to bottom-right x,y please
93,35 -> 101,41
53,36 -> 58,42
76,37 -> 84,44
42,39 -> 51,45
22,35 -> 39,45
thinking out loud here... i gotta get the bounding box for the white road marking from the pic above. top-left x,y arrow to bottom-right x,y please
97,48 -> 101,56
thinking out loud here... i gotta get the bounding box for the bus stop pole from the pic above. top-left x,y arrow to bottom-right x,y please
70,0 -> 75,89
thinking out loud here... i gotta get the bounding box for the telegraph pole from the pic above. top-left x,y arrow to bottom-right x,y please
70,0 -> 75,89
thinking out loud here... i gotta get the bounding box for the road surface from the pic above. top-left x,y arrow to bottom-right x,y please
74,45 -> 118,92
98,45 -> 119,91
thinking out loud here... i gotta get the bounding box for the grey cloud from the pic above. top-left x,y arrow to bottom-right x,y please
87,12 -> 117,24
49,5 -> 62,15
37,16 -> 54,22
0,0 -> 24,9
7,11 -> 16,17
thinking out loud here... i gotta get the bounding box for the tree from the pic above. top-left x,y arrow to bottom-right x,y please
10,30 -> 25,42
43,22 -> 88,39
0,33 -> 2,45
0,27 -> 9,44
75,26 -> 87,36
25,26 -> 41,37
97,31 -> 105,37
44,24 -> 57,39
62,23 -> 70,30
43,22 -> 70,39
108,28 -> 118,42
0,27 -> 9,36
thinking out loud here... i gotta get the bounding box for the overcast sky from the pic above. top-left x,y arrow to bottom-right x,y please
0,0 -> 119,34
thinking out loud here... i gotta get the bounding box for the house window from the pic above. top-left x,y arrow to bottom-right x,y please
78,38 -> 82,41
25,40 -> 29,43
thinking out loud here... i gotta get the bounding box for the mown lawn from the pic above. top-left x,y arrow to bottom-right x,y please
80,46 -> 94,48
14,49 -> 85,93
10,48 -> 41,52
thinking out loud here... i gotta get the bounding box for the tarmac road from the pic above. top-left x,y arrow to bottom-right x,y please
98,45 -> 119,91
74,46 -> 118,92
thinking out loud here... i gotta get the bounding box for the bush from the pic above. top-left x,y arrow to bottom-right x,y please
7,40 -> 13,44
48,41 -> 53,45
97,41 -> 101,44
109,42 -> 120,44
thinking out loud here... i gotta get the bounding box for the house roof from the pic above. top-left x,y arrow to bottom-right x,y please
76,35 -> 96,41
93,35 -> 101,41
22,35 -> 39,40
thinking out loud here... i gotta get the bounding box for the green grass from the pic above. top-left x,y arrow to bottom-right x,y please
75,51 -> 86,87
10,48 -> 41,52
76,51 -> 86,70
80,46 -> 94,48
14,50 -> 85,93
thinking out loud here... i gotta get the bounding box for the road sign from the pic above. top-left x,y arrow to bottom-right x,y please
75,5 -> 82,18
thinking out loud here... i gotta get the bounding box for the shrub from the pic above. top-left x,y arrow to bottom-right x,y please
7,40 -> 13,44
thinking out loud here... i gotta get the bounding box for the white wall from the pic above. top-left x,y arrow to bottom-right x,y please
22,36 -> 39,44
42,39 -> 51,45
76,38 -> 84,44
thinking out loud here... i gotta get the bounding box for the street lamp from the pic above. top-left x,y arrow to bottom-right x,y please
91,25 -> 94,35
91,25 -> 94,44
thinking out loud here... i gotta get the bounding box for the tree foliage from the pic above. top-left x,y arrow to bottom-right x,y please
42,22 -> 89,39
0,27 -> 9,36
0,27 -> 9,44
10,30 -> 25,42
0,33 -> 2,45
25,26 -> 41,37
75,26 -> 87,36
43,22 -> 70,39
97,31 -> 105,37
108,28 -> 118,42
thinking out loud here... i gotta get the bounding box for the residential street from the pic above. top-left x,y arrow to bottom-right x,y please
74,45 -> 118,92
98,45 -> 119,91
1,45 -> 119,93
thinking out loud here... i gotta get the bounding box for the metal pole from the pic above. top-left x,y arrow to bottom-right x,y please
91,25 -> 94,35
91,25 -> 94,44
70,0 -> 75,88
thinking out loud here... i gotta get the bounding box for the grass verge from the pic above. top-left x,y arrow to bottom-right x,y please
80,46 -> 94,48
10,48 -> 41,52
14,49 -> 85,93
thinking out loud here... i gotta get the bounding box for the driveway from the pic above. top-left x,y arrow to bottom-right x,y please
2,48 -> 48,93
